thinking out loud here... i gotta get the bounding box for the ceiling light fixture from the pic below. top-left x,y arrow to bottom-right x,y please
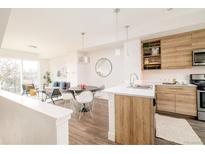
167,8 -> 173,11
125,25 -> 130,56
28,45 -> 37,48
114,8 -> 121,56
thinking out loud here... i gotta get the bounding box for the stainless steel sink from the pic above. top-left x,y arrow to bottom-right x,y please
127,84 -> 153,89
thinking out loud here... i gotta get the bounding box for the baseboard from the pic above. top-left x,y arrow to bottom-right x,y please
108,131 -> 115,142
156,110 -> 196,120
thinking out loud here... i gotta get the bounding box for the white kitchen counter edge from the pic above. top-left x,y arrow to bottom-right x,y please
0,90 -> 73,120
103,84 -> 155,98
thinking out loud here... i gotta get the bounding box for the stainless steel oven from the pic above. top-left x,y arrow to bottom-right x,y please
193,49 -> 205,66
197,90 -> 205,121
198,90 -> 205,111
190,74 -> 205,121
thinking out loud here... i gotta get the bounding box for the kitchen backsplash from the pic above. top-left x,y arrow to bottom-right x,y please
142,67 -> 205,84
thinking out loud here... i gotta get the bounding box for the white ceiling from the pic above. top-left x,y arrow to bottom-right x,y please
1,8 -> 205,58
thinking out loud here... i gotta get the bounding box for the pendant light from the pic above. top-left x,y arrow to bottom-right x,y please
114,8 -> 120,42
114,8 -> 121,56
80,32 -> 89,63
125,25 -> 130,56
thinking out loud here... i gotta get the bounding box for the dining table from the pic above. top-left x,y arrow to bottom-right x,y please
67,85 -> 104,112
68,85 -> 102,94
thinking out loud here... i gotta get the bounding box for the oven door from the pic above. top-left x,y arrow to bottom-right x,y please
197,90 -> 205,112
193,50 -> 205,66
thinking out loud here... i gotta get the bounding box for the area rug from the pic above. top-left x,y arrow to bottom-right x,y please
155,113 -> 203,145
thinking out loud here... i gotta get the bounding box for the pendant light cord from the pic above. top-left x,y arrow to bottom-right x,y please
125,25 -> 130,56
81,32 -> 85,49
114,8 -> 120,42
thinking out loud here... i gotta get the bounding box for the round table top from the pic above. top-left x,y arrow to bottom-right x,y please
68,85 -> 101,93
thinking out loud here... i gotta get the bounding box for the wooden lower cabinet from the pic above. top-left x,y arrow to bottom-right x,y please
175,95 -> 197,116
156,85 -> 197,116
156,93 -> 175,112
115,95 -> 155,145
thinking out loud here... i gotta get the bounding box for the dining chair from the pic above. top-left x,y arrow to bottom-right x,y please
73,90 -> 94,120
62,92 -> 74,107
22,84 -> 36,96
92,85 -> 105,110
44,88 -> 62,104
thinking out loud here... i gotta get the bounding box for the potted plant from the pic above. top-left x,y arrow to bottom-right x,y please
43,72 -> 52,89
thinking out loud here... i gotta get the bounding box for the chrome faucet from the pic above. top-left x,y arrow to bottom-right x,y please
130,73 -> 139,87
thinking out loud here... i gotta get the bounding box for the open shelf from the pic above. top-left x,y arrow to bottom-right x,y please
142,40 -> 161,70
143,54 -> 161,58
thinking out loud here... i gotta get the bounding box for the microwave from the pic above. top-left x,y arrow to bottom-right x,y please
193,49 -> 205,66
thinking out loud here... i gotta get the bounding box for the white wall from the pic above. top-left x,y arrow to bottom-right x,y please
0,9 -> 11,46
123,39 -> 142,82
49,52 -> 78,87
78,46 -> 124,88
77,39 -> 142,88
0,48 -> 39,59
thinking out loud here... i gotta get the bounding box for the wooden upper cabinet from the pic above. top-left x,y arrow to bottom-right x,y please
192,29 -> 205,50
142,28 -> 205,70
161,33 -> 192,69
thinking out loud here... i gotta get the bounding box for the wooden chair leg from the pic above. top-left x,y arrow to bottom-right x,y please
91,101 -> 95,111
63,100 -> 66,107
71,101 -> 76,113
89,111 -> 93,118
51,98 -> 55,104
78,111 -> 83,120
44,95 -> 47,102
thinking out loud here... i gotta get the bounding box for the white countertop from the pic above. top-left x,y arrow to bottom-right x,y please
103,82 -> 196,98
103,84 -> 155,98
0,90 -> 73,120
155,83 -> 196,87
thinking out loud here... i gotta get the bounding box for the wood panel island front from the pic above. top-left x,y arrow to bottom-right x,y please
104,84 -> 155,145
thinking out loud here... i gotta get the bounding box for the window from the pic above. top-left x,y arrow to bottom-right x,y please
0,58 -> 21,93
22,60 -> 39,87
0,58 -> 40,94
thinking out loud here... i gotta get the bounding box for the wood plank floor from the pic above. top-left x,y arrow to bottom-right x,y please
58,98 -> 205,145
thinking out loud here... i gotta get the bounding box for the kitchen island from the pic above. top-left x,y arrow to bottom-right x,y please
103,84 -> 155,145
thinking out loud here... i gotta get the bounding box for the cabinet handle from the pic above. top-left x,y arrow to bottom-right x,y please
153,99 -> 156,106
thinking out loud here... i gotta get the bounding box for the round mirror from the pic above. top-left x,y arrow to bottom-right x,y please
95,58 -> 112,78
